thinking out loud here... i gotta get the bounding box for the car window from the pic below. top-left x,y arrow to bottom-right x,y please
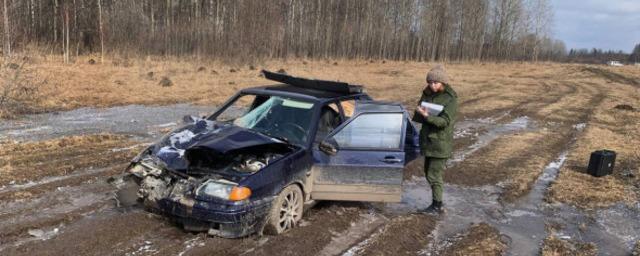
331,113 -> 403,149
315,103 -> 342,143
215,94 -> 258,122
214,94 -> 315,146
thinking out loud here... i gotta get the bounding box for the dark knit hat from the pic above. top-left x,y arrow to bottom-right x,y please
426,64 -> 449,84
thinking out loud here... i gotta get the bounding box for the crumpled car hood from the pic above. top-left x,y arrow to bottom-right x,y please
150,118 -> 286,171
189,126 -> 284,154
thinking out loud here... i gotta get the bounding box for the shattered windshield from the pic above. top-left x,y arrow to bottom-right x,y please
215,95 -> 315,146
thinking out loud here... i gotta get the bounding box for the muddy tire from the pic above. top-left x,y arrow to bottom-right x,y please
264,184 -> 304,235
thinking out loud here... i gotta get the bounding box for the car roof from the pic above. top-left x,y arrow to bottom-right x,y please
239,70 -> 368,101
242,84 -> 365,100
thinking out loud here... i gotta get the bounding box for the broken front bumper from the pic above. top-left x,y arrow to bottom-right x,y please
155,195 -> 274,238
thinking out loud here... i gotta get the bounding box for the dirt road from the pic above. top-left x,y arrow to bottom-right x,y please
0,61 -> 638,255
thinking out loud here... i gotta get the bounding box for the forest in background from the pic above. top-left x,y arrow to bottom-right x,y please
0,0 -> 637,64
2,0 -> 569,63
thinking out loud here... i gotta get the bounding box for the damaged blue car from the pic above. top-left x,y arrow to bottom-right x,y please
119,70 -> 420,238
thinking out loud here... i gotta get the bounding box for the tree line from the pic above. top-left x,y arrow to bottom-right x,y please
2,0 -> 566,63
565,44 -> 640,64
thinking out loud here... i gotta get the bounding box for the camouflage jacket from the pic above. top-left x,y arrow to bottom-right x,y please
412,84 -> 458,158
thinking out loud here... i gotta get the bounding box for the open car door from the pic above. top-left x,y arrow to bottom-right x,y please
311,102 -> 409,202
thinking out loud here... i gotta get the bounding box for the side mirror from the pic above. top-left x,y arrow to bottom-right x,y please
319,139 -> 338,156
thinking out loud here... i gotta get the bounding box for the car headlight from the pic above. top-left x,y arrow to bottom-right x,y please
196,180 -> 251,201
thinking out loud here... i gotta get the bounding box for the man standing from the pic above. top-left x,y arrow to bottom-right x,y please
413,65 -> 458,214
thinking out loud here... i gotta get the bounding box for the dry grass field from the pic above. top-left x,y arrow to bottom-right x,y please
2,55 -> 577,116
0,56 -> 639,255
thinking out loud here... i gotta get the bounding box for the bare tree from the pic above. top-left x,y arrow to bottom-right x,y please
0,0 -> 568,62
98,0 -> 103,63
2,0 -> 10,58
63,1 -> 69,63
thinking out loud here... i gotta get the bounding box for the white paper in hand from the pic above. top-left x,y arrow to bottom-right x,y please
420,101 -> 444,116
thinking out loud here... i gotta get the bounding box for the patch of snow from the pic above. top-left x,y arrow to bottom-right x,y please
27,226 -> 61,240
157,146 -> 186,157
7,126 -> 51,136
505,209 -> 538,218
169,130 -> 196,147
155,122 -> 177,128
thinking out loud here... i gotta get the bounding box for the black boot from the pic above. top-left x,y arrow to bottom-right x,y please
419,200 -> 444,214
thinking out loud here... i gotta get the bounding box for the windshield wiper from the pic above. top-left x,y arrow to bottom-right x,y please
251,129 -> 291,144
263,131 -> 290,144
269,134 -> 291,144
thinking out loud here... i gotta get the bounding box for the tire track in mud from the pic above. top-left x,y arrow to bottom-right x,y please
447,73 -> 604,193
303,113 -> 523,256
460,78 -> 568,119
423,70 -> 614,255
2,193 -> 373,256
44,113 -> 522,256
2,209 -> 179,256
485,81 -> 574,119
342,214 -> 436,256
0,178 -> 193,256
0,134 -> 141,187
118,202 -> 371,256
240,202 -> 368,256
0,165 -> 125,251
0,134 -> 147,254
3,65 -> 628,255
303,110 -> 538,255
339,66 -> 608,255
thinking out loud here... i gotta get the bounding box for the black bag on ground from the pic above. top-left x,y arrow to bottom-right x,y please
587,149 -> 616,177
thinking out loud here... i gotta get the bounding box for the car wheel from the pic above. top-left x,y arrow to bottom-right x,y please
264,184 -> 304,235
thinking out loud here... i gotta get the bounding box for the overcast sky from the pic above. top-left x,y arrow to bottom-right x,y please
551,0 -> 640,52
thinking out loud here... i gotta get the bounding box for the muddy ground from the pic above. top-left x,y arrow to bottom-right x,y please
0,60 -> 639,255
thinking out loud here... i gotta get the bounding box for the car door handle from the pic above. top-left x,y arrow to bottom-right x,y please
380,156 -> 402,164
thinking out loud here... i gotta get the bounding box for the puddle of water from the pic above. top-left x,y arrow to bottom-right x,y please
490,128 -> 565,251
513,151 -> 568,210
0,104 -> 215,142
544,203 -> 640,256
396,150 -> 570,256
